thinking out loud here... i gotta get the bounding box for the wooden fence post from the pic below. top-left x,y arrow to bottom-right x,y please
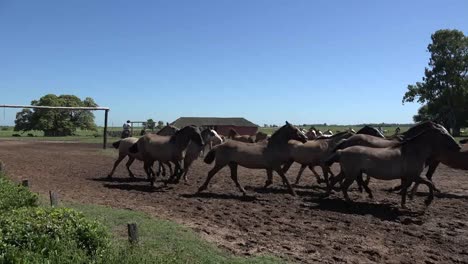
127,223 -> 139,244
49,191 -> 58,207
21,180 -> 29,187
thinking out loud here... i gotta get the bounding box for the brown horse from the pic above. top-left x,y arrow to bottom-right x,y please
327,127 -> 461,208
107,124 -> 178,179
282,131 -> 355,187
227,128 -> 255,143
198,122 -> 308,196
331,121 -> 445,192
129,126 -> 204,186
254,131 -> 269,142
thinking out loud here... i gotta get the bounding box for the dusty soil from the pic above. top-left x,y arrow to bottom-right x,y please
1,140 -> 468,263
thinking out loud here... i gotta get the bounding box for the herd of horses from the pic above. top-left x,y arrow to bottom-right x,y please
108,121 -> 468,209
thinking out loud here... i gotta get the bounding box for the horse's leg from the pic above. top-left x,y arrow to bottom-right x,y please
125,156 -> 136,178
356,172 -> 373,198
157,162 -> 163,177
264,169 -> 274,188
340,175 -> 355,203
168,161 -> 181,183
410,176 -> 435,206
294,164 -> 307,185
273,167 -> 296,196
144,161 -> 155,186
411,161 -> 441,196
309,166 -> 323,184
400,178 -> 413,209
327,171 -> 345,195
228,162 -> 247,196
108,155 -> 125,178
198,164 -> 225,193
321,165 -> 331,189
281,160 -> 294,174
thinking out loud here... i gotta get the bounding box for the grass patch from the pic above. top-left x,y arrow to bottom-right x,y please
70,203 -> 285,264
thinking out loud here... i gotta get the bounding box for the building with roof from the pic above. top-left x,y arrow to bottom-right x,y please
171,117 -> 259,136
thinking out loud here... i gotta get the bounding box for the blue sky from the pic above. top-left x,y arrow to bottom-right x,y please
1,0 -> 467,127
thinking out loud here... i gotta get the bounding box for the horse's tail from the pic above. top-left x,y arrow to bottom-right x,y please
129,143 -> 139,154
112,140 -> 121,149
324,151 -> 341,167
204,148 -> 217,164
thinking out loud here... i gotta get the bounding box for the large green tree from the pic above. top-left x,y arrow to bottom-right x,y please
14,94 -> 98,136
403,29 -> 468,136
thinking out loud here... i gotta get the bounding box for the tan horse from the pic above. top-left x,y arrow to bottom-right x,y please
107,124 -> 178,179
198,122 -> 308,196
227,128 -> 255,143
129,126 -> 204,186
282,131 -> 355,186
180,141 -> 204,182
327,127 -> 461,208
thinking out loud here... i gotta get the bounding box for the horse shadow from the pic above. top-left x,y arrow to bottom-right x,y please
413,191 -> 468,200
89,176 -> 149,183
304,197 -> 422,222
245,185 -> 324,197
102,183 -> 167,193
181,192 -> 257,202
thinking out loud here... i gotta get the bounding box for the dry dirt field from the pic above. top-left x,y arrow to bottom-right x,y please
1,140 -> 468,263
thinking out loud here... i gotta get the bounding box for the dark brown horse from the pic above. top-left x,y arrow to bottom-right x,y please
327,127 -> 460,208
198,122 -> 308,196
107,124 -> 178,179
129,126 -> 204,186
227,128 -> 255,143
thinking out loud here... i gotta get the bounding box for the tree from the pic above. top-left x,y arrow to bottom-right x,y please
403,29 -> 468,136
146,119 -> 156,131
157,121 -> 164,129
14,94 -> 98,136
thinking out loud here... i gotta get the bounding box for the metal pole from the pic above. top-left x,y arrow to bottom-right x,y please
103,109 -> 109,149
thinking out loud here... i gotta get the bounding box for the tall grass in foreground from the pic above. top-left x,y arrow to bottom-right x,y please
0,171 -> 284,263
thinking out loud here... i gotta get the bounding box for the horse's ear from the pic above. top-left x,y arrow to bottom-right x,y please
285,121 -> 290,125
166,122 -> 169,126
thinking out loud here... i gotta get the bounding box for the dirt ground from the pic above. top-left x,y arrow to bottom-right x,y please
1,140 -> 468,263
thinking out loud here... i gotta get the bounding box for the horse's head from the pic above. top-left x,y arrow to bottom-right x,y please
403,127 -> 461,154
201,128 -> 216,142
157,124 -> 179,136
270,121 -> 308,144
180,125 -> 204,146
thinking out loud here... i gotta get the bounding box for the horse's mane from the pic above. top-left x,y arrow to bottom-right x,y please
315,131 -> 351,140
229,128 -> 240,136
393,126 -> 458,149
157,125 -> 179,135
267,124 -> 292,147
169,125 -> 197,143
357,126 -> 385,138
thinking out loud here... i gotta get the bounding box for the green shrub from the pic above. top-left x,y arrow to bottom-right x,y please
0,207 -> 110,263
0,176 -> 38,211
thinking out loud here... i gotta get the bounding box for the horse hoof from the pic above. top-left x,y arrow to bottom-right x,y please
424,199 -> 433,206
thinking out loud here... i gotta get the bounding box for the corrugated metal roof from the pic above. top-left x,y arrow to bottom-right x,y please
171,117 -> 258,128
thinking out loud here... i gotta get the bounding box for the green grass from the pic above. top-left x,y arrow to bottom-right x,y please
0,172 -> 283,263
70,203 -> 285,264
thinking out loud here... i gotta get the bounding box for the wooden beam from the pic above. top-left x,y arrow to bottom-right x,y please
103,109 -> 109,149
0,104 -> 110,111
